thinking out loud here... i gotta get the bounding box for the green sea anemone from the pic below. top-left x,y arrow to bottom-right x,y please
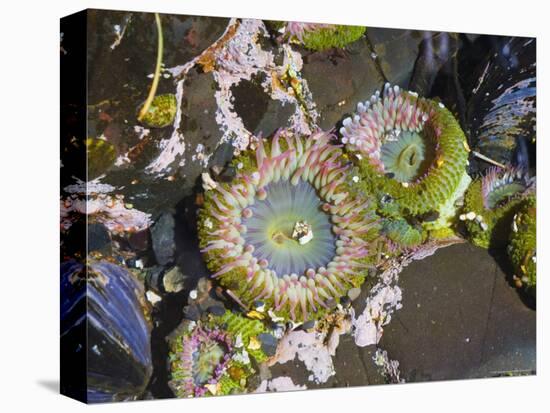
139,93 -> 177,128
461,166 -> 534,248
284,22 -> 365,51
168,311 -> 269,397
340,84 -> 471,240
199,130 -> 380,322
508,196 -> 536,294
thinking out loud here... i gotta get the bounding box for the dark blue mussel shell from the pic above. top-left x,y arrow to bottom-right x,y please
467,37 -> 536,172
61,260 -> 153,403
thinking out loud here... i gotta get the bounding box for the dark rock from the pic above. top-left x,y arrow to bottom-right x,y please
339,295 -> 351,307
145,266 -> 165,293
301,320 -> 316,331
258,333 -> 278,357
206,305 -> 226,316
87,223 -> 112,255
231,74 -> 270,132
377,243 -> 536,382
128,229 -> 149,251
302,36 -> 384,130
150,212 -> 176,266
183,305 -> 201,322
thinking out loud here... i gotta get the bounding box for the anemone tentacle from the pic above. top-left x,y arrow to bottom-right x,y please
199,130 -> 379,322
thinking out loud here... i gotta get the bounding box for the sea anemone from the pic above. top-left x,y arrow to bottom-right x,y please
169,325 -> 234,398
199,130 -> 379,322
461,166 -> 534,248
340,83 -> 471,236
283,22 -> 365,51
508,196 -> 536,294
168,311 -> 270,397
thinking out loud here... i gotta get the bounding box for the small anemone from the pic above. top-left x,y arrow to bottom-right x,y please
508,196 -> 536,294
199,130 -> 380,322
340,83 -> 471,230
169,326 -> 233,398
169,311 -> 270,397
462,166 -> 534,248
283,22 -> 365,51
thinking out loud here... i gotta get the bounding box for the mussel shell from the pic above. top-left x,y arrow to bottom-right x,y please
467,37 -> 536,171
61,260 -> 153,403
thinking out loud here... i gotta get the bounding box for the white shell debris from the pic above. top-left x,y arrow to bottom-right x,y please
292,220 -> 314,245
201,172 -> 218,191
146,290 -> 162,305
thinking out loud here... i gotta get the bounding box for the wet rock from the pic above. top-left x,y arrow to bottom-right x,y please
183,304 -> 201,321
379,243 -> 535,381
88,223 -> 112,255
150,212 -> 176,266
301,37 -> 384,130
253,98 -> 297,138
231,75 -> 269,132
258,333 -> 278,357
367,27 -> 425,88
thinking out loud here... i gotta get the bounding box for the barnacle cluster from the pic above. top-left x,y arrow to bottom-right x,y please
508,196 -> 536,294
461,166 -> 533,248
199,130 -> 380,322
340,84 -> 471,246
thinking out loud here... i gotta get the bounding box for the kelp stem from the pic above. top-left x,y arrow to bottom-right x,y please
137,13 -> 163,121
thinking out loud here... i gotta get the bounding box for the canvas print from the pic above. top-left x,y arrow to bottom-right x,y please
60,9 -> 536,403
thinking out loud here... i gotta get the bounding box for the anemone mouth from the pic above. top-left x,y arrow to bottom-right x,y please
482,166 -> 529,209
172,327 -> 232,397
242,179 -> 336,276
380,130 -> 436,183
200,130 -> 378,321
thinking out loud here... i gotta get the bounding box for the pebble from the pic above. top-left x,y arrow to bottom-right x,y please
150,212 -> 176,266
163,266 -> 186,293
189,290 -> 198,300
258,333 -> 278,357
466,211 -> 476,220
347,287 -> 361,301
326,298 -> 338,309
254,300 -> 265,312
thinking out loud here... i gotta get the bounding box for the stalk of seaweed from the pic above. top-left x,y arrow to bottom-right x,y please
138,13 -> 163,121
